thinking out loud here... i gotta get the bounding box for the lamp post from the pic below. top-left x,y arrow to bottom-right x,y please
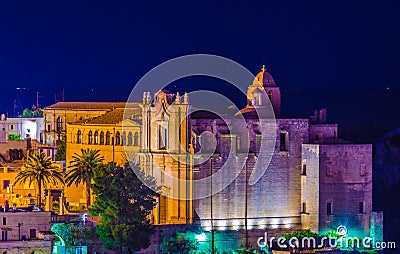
245,157 -> 248,249
210,157 -> 214,253
18,222 -> 23,240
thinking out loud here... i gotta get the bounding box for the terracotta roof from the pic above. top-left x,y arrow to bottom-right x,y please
73,108 -> 141,125
45,102 -> 140,110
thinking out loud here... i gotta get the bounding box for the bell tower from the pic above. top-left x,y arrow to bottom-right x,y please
247,65 -> 281,116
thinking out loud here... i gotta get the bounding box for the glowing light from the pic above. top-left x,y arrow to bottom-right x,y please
204,226 -> 212,231
284,224 -> 291,229
196,233 -> 207,242
259,224 -> 266,229
271,224 -> 279,229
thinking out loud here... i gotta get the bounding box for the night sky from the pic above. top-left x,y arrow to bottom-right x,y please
0,0 -> 399,129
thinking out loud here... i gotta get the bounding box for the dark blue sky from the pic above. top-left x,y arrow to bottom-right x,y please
0,0 -> 399,125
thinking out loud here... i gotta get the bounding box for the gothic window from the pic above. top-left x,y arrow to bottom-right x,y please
134,132 -> 139,146
115,131 -> 121,145
88,131 -> 93,144
122,132 -> 126,146
100,131 -> 104,145
94,131 -> 99,144
128,132 -> 133,146
57,117 -> 63,132
47,124 -> 51,132
106,131 -> 111,145
302,202 -> 306,213
77,130 -> 82,144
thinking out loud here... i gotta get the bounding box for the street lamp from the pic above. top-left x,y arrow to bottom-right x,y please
18,222 -> 23,240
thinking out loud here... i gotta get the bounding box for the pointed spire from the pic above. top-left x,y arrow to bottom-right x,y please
175,92 -> 181,104
183,92 -> 189,104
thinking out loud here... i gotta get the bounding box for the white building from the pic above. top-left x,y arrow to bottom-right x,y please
0,114 -> 45,143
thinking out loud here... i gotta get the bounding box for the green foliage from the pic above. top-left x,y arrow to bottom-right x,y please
281,229 -> 320,240
14,152 -> 64,207
324,230 -> 340,239
90,162 -> 159,252
51,223 -> 97,247
8,134 -> 21,140
21,106 -> 43,117
160,231 -> 199,254
65,148 -> 104,208
55,135 -> 67,161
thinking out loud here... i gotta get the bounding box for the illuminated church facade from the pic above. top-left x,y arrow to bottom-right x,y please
42,65 -> 380,240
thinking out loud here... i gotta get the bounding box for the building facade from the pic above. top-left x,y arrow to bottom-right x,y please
0,211 -> 53,254
42,65 -> 379,239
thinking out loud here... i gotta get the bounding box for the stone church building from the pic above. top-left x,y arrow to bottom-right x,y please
42,65 -> 381,240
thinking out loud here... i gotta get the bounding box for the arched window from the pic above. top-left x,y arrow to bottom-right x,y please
57,117 -> 63,132
122,132 -> 126,146
115,131 -> 121,145
88,131 -> 93,144
100,131 -> 104,145
134,132 -> 139,146
77,130 -> 82,144
106,131 -> 111,145
94,131 -> 99,144
128,132 -> 133,146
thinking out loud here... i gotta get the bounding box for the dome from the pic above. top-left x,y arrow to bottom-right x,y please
253,65 -> 276,87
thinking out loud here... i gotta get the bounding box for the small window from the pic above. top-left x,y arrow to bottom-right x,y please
280,132 -> 288,151
47,125 -> 51,132
94,131 -> 99,145
115,131 -> 121,145
106,131 -> 111,145
127,132 -> 133,146
10,125 -> 13,130
302,202 -> 306,213
3,180 -> 10,189
359,202 -> 365,214
30,228 -> 36,239
56,117 -> 63,132
122,132 -> 126,146
100,131 -> 104,145
2,217 -> 5,225
88,131 -> 93,144
77,130 -> 82,144
301,164 -> 307,175
47,149 -> 51,156
134,132 -> 139,146
327,202 -> 332,215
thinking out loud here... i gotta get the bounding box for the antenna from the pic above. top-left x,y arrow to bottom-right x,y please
36,91 -> 42,108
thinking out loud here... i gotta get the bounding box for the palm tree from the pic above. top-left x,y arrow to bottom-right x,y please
65,148 -> 104,208
15,152 -> 64,208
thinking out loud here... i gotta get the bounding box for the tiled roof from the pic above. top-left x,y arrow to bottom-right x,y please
45,102 -> 140,110
73,108 -> 141,125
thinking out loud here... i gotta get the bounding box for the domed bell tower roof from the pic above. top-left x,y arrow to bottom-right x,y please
253,65 -> 276,87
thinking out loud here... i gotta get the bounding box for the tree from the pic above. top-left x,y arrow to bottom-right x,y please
65,148 -> 104,208
55,135 -> 66,161
90,162 -> 159,252
14,152 -> 64,207
160,231 -> 199,254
